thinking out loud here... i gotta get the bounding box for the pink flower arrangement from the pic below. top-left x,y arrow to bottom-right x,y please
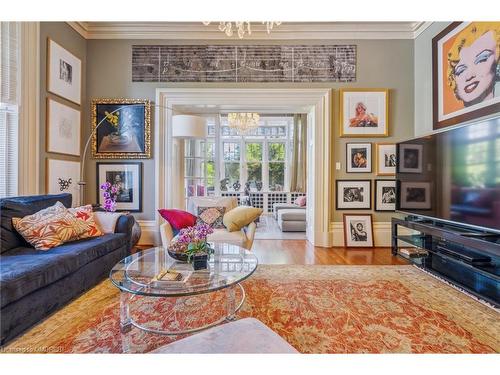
169,223 -> 214,262
100,182 -> 118,212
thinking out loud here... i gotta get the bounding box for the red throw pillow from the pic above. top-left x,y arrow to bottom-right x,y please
158,209 -> 197,230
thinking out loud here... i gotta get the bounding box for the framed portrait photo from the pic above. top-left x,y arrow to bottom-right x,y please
375,180 -> 396,211
96,162 -> 143,212
336,180 -> 371,210
375,143 -> 396,175
343,214 -> 374,247
432,22 -> 500,130
339,88 -> 389,137
46,158 -> 80,207
398,144 -> 423,173
47,39 -> 82,105
346,143 -> 372,173
399,181 -> 432,210
46,97 -> 81,156
91,99 -> 151,159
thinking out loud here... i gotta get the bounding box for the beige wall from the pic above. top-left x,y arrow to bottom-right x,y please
414,22 -> 451,136
39,22 -> 87,199
84,38 -> 415,223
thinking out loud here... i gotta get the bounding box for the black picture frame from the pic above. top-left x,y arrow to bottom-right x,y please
336,179 -> 372,210
96,162 -> 143,212
346,142 -> 372,173
374,179 -> 396,211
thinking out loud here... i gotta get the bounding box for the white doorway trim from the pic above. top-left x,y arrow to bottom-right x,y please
153,88 -> 333,247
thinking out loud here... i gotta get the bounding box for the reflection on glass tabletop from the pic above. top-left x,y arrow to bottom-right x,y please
110,243 -> 258,297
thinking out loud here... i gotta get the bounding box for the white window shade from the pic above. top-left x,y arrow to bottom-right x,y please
0,22 -> 20,198
1,23 -> 19,105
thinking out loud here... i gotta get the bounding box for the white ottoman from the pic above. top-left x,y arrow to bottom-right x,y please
150,318 -> 298,354
278,209 -> 307,232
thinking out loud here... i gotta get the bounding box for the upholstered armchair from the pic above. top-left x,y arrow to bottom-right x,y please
159,196 -> 258,250
159,220 -> 257,250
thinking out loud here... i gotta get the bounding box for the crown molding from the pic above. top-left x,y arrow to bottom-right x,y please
67,21 -> 433,40
67,21 -> 89,39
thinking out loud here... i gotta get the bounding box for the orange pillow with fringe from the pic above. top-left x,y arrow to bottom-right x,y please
69,205 -> 103,239
12,202 -> 80,250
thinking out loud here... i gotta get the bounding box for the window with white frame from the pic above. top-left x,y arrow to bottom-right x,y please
0,22 -> 20,198
203,115 -> 293,193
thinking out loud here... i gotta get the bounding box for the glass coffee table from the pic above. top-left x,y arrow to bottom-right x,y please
110,242 -> 258,338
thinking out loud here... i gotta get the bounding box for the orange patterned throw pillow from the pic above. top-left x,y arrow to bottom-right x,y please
69,205 -> 103,239
12,201 -> 81,250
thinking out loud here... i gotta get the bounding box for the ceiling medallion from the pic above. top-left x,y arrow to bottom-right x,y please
227,113 -> 260,134
202,22 -> 281,39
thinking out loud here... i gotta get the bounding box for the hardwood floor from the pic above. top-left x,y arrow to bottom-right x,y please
138,240 -> 408,266
251,240 -> 408,265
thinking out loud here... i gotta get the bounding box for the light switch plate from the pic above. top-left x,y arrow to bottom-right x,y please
336,162 -> 341,170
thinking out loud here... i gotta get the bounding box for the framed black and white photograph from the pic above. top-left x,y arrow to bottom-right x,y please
399,181 -> 432,210
46,97 -> 81,156
46,158 -> 80,207
336,180 -> 371,210
47,39 -> 82,105
398,144 -> 423,173
91,99 -> 151,159
375,180 -> 396,211
96,162 -> 143,212
346,143 -> 372,173
376,143 -> 396,175
343,214 -> 374,247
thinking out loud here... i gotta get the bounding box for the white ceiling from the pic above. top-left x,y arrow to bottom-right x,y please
67,21 -> 432,40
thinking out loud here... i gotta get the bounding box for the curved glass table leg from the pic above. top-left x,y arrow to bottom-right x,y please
122,283 -> 246,337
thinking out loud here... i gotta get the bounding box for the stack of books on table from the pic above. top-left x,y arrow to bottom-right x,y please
398,247 -> 428,258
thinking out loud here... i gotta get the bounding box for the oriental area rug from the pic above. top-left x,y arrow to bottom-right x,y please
3,265 -> 499,353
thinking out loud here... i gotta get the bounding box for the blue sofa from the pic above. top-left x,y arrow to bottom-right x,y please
0,193 -> 134,345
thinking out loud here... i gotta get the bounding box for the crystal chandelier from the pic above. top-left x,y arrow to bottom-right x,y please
202,22 -> 281,39
227,113 -> 260,134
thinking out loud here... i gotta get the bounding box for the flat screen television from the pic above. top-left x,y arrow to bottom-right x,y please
396,117 -> 500,233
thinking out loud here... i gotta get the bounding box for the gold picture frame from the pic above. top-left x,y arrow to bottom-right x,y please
91,98 -> 151,159
339,88 -> 389,138
375,143 -> 396,176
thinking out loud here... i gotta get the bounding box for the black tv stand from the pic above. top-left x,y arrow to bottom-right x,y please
392,217 -> 499,307
461,232 -> 500,238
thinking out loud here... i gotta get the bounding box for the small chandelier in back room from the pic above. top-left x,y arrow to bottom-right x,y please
227,113 -> 260,134
202,22 -> 281,39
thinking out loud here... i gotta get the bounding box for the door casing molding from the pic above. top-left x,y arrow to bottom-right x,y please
153,88 -> 333,247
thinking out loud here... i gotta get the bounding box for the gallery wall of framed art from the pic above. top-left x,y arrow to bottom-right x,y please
42,33 -> 85,205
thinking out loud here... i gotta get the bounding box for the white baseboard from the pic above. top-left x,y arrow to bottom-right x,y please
138,219 -> 409,248
329,221 -> 417,247
329,221 -> 392,247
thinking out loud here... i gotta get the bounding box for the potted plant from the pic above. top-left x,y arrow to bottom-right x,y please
168,223 -> 214,270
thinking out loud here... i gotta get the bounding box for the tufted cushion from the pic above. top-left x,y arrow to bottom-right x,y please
12,202 -> 80,251
0,193 -> 72,253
